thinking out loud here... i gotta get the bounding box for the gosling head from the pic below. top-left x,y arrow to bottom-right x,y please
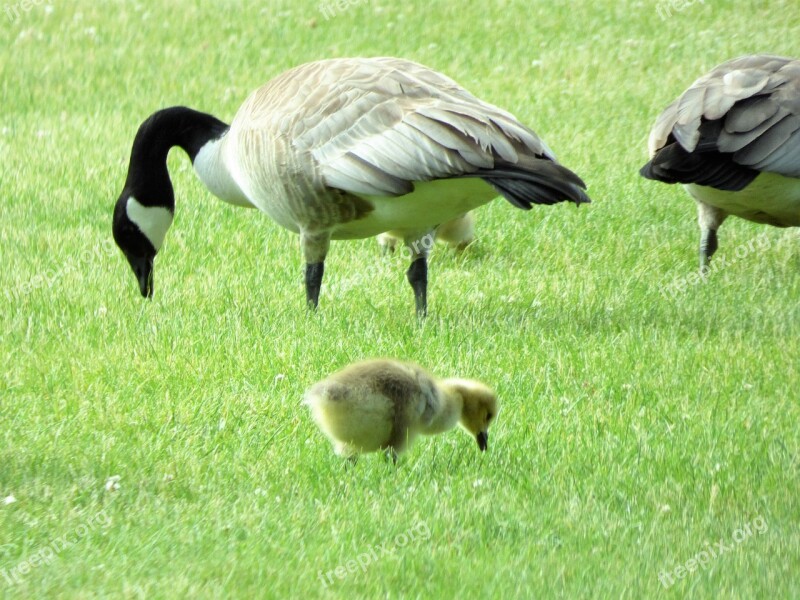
444,378 -> 498,452
112,194 -> 173,299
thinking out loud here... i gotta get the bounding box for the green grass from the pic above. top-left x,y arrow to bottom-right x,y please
1,0 -> 799,597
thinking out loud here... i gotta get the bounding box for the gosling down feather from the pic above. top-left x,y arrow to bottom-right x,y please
640,55 -> 800,270
112,57 -> 591,316
304,359 -> 498,461
377,211 -> 476,254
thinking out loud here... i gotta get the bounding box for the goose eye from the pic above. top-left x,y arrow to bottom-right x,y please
486,412 -> 493,421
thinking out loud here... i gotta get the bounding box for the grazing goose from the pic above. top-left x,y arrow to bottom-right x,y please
304,358 -> 498,462
377,211 -> 475,254
112,57 -> 591,315
640,55 -> 800,271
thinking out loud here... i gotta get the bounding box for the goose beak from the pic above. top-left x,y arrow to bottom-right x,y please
476,431 -> 488,452
128,255 -> 154,299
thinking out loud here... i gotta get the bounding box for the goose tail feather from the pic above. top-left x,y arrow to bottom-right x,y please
472,160 -> 591,208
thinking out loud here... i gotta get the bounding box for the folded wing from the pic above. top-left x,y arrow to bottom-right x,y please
641,55 -> 800,190
244,57 -> 589,205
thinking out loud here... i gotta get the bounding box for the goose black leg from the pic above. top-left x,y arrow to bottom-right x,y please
406,257 -> 428,318
699,228 -> 718,272
301,231 -> 331,311
305,262 -> 325,309
403,231 -> 434,318
695,201 -> 727,275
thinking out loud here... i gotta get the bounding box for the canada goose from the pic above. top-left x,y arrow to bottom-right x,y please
640,55 -> 800,271
377,211 -> 475,254
304,358 -> 498,461
112,57 -> 591,315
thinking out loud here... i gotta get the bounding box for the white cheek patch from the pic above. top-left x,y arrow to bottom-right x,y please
126,196 -> 174,251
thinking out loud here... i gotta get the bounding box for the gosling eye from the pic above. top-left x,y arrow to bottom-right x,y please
486,412 -> 493,422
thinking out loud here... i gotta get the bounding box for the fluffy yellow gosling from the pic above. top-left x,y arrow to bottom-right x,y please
377,212 -> 476,255
304,359 -> 498,462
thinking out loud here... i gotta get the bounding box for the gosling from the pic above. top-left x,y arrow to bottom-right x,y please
377,212 -> 476,255
304,359 -> 498,461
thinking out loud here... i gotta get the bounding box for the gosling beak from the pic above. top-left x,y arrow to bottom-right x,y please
128,255 -> 154,299
476,431 -> 488,452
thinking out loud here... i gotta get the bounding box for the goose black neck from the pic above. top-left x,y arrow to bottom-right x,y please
123,106 -> 229,207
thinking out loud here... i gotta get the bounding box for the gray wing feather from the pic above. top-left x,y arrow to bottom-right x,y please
754,127 -> 800,173
703,81 -> 740,120
324,153 -> 413,196
647,54 -> 800,178
255,58 -> 556,196
416,106 -> 501,165
673,85 -> 707,150
724,97 -> 781,133
719,106 -> 790,153
232,57 -> 581,204
738,115 -> 800,167
352,134 -> 437,181
405,112 -> 510,165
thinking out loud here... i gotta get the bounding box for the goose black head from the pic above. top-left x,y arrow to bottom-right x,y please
112,107 -> 229,300
113,194 -> 173,298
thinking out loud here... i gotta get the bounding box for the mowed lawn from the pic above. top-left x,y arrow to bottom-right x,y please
1,0 -> 799,597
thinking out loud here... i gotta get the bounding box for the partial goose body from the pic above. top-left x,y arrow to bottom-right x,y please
640,55 -> 800,269
113,57 -> 591,314
686,173 -> 800,227
329,179 -> 488,240
304,358 -> 498,461
378,211 -> 475,254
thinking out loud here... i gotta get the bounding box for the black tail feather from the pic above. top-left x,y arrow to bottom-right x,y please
641,121 -> 760,191
640,143 -> 759,191
471,159 -> 592,209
